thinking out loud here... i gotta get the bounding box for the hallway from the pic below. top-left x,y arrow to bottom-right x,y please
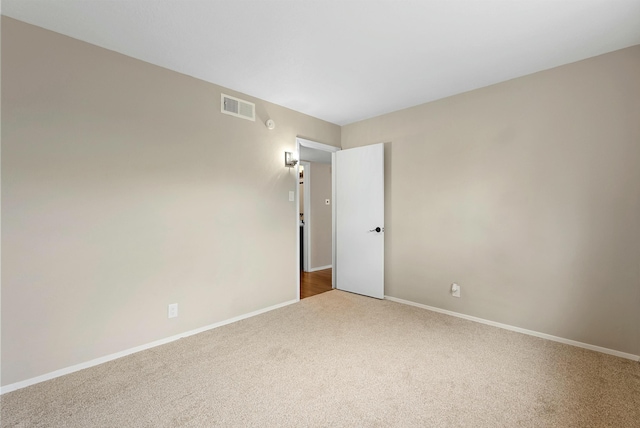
300,268 -> 332,299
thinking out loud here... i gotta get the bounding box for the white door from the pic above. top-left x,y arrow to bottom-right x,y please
335,143 -> 384,299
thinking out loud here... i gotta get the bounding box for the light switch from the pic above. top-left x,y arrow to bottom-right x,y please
289,191 -> 295,202
325,199 -> 330,205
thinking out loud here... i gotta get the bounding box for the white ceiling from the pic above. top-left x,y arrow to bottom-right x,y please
3,0 -> 640,125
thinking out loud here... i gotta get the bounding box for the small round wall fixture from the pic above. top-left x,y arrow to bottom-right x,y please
265,119 -> 276,130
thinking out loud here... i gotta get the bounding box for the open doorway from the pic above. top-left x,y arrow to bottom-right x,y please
296,138 -> 339,300
299,160 -> 332,299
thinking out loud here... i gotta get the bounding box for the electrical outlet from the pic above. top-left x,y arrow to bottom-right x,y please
168,303 -> 178,318
451,283 -> 460,298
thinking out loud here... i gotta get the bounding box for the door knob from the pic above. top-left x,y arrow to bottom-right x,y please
369,227 -> 384,233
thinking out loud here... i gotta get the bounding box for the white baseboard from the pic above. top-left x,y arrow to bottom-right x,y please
384,295 -> 640,362
308,265 -> 332,272
0,298 -> 298,395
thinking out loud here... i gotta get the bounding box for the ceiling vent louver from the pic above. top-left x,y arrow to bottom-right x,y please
221,94 -> 255,121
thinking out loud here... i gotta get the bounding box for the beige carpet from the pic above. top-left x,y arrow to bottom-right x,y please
1,290 -> 639,427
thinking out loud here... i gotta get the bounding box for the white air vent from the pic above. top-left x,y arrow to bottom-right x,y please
221,94 -> 255,121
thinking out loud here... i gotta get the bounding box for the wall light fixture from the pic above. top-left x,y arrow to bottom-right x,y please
285,152 -> 298,167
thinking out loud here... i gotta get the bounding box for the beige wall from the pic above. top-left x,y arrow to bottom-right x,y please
1,17 -> 340,386
342,46 -> 640,356
309,162 -> 332,269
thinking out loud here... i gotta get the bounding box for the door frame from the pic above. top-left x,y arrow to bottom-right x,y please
299,161 -> 311,273
295,137 -> 340,301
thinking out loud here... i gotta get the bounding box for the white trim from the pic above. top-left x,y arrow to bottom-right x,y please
295,160 -> 301,301
308,265 -> 332,272
0,299 -> 298,395
296,138 -> 340,152
384,295 -> 640,362
300,161 -> 311,272
331,152 -> 336,289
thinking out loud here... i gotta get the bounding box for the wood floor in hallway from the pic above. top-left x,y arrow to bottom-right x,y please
300,268 -> 332,299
